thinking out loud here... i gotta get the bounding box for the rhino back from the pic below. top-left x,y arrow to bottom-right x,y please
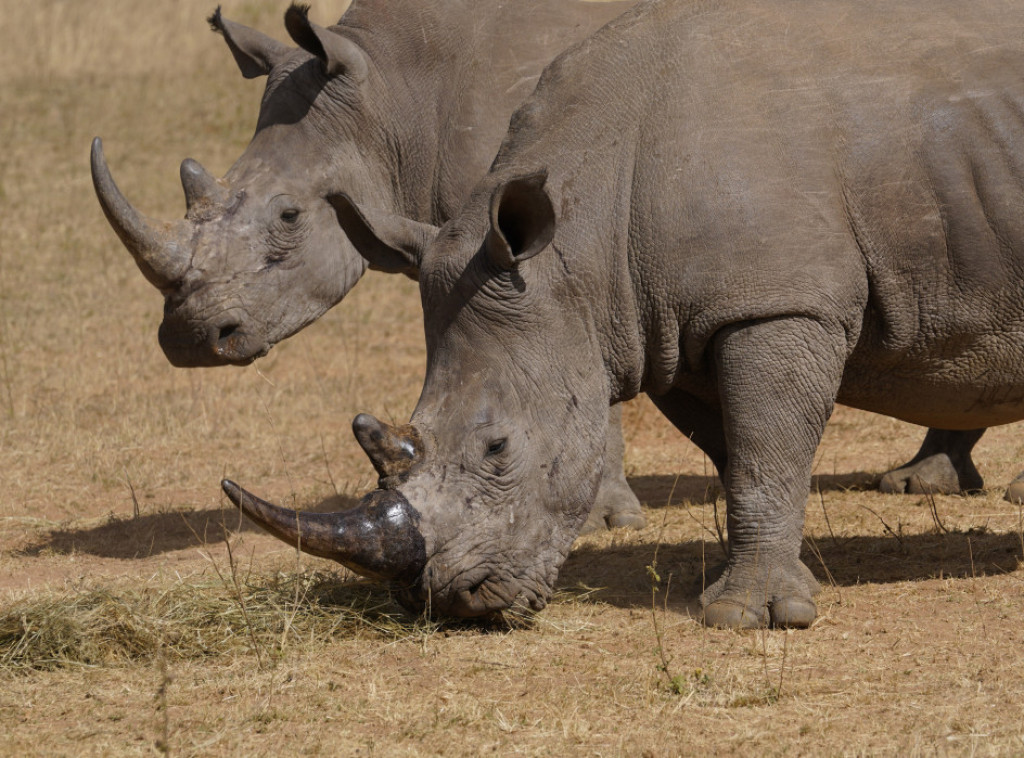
482,0 -> 1024,422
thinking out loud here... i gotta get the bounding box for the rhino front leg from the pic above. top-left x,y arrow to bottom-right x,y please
581,403 -> 647,533
879,428 -> 985,495
700,317 -> 846,629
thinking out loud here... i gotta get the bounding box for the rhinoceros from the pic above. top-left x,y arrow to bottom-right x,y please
90,0 -> 648,532
225,0 -> 1024,628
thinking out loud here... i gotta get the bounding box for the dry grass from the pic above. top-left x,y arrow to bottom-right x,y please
2,0 -> 1024,755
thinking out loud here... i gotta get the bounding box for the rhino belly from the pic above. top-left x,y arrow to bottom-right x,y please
839,329 -> 1024,429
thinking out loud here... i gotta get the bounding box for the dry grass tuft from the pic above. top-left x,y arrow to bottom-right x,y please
0,570 -> 406,672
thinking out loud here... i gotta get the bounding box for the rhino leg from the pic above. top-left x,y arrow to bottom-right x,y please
700,318 -> 845,629
879,428 -> 985,495
581,403 -> 647,533
1004,472 -> 1024,504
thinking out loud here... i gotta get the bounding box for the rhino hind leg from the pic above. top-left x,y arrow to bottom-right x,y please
581,403 -> 647,534
878,428 -> 986,495
700,317 -> 847,629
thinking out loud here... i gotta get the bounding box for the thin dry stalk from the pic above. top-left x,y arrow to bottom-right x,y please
803,534 -> 841,603
923,488 -> 950,535
645,512 -> 683,695
154,648 -> 173,756
859,503 -> 906,549
817,488 -> 846,548
221,530 -> 265,669
124,467 -> 141,519
967,536 -> 989,640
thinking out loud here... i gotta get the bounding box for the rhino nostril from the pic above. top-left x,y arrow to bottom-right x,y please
217,323 -> 240,344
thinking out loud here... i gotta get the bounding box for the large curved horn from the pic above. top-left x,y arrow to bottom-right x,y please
352,414 -> 423,485
222,480 -> 426,583
181,158 -> 229,213
90,138 -> 190,289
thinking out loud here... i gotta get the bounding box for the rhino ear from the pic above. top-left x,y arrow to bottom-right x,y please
327,194 -> 436,279
284,4 -> 368,83
208,6 -> 291,79
485,171 -> 556,270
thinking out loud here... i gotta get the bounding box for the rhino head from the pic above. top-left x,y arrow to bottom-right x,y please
225,173 -> 614,616
92,5 -> 399,367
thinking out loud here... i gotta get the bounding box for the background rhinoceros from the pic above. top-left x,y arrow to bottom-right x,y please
91,0 -> 645,532
228,0 -> 1024,628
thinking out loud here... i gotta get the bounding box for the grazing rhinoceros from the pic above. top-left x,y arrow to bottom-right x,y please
225,0 -> 1024,628
90,0 -> 646,532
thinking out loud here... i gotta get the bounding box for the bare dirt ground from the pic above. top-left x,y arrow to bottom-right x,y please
2,2 -> 1024,755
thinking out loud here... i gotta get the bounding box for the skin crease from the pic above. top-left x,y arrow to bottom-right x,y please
93,0 -> 645,533
322,0 -> 1024,627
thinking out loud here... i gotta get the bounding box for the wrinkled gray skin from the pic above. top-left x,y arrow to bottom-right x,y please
228,0 -> 1024,627
91,0 -> 643,532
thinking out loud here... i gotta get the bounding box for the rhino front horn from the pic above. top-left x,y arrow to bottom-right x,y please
352,414 -> 423,486
221,480 -> 426,583
90,137 -> 190,290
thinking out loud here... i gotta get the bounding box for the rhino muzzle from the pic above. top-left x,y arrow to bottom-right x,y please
90,137 -> 191,290
221,479 -> 427,585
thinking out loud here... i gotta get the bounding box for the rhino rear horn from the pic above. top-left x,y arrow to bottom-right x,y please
90,138 -> 190,290
209,6 -> 292,79
180,158 -> 229,213
222,479 -> 426,583
284,3 -> 367,82
352,414 -> 423,485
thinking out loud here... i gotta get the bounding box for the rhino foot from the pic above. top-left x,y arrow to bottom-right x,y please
879,453 -> 983,495
879,428 -> 986,495
1003,472 -> 1024,504
580,481 -> 646,534
700,558 -> 820,629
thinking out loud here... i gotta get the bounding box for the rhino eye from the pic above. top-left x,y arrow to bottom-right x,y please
280,209 -> 300,224
485,438 -> 507,457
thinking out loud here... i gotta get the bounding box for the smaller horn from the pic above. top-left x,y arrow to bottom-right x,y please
181,158 -> 229,212
352,414 -> 423,485
222,480 -> 426,583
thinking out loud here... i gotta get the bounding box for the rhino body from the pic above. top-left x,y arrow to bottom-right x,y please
236,0 -> 1024,627
92,0 -> 645,532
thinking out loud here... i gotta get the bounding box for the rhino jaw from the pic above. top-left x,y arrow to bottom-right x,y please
221,480 -> 426,584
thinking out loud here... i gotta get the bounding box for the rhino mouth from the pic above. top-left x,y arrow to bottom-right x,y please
158,315 -> 271,368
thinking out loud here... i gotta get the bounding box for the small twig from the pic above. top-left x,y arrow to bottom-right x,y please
319,433 -> 340,497
922,486 -> 949,535
154,648 -> 173,756
803,534 -> 840,600
858,504 -> 905,549
124,467 -> 141,519
817,488 -> 845,548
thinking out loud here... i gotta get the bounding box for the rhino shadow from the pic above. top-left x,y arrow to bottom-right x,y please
626,471 -> 879,509
558,528 -> 1022,612
18,492 -> 362,559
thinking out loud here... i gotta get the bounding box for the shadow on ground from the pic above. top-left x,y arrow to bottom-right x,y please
558,527 -> 1023,612
629,472 -> 879,508
16,493 -> 363,559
